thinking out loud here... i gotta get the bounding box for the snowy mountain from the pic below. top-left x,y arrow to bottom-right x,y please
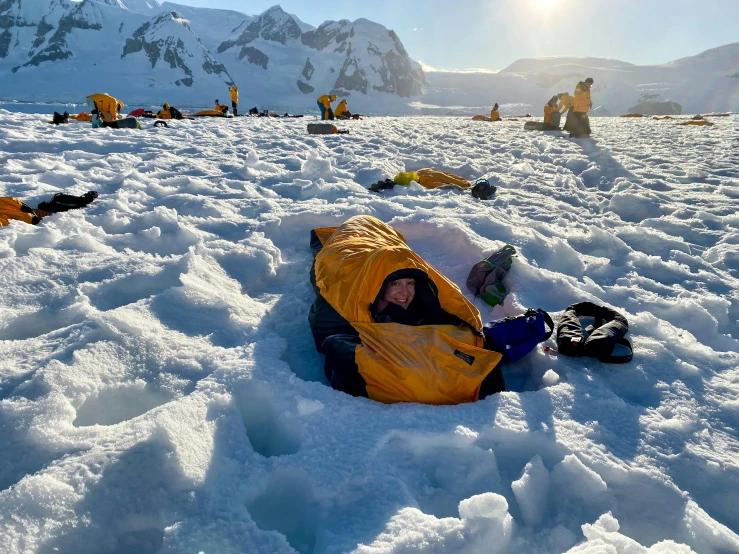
0,0 -> 234,104
214,6 -> 425,112
0,0 -> 425,110
422,45 -> 739,116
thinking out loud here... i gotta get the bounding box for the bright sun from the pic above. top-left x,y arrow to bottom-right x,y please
534,0 -> 561,6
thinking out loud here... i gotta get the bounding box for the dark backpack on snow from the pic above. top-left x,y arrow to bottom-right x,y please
556,302 -> 633,363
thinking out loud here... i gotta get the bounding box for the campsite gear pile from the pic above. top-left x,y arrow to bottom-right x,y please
465,248 -> 633,366
368,172 -> 496,200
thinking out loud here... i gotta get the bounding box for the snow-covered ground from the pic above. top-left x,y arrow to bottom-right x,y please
1,112 -> 738,554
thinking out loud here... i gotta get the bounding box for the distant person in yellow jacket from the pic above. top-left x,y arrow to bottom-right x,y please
157,103 -> 172,119
229,85 -> 239,116
570,78 -> 593,138
559,92 -> 575,132
317,94 -> 336,120
543,95 -> 561,130
335,99 -> 348,118
490,103 -> 501,121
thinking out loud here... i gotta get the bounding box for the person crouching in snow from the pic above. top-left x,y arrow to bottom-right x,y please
543,95 -> 560,130
229,84 -> 239,116
317,94 -> 336,120
490,103 -> 501,121
335,99 -> 350,119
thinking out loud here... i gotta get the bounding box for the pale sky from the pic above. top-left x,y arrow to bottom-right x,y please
170,0 -> 739,71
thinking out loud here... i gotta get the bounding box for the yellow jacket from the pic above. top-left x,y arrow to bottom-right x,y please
559,93 -> 575,113
0,197 -> 35,226
157,104 -> 172,119
229,85 -> 238,103
312,215 -> 502,404
544,103 -> 556,123
574,84 -> 592,113
335,100 -> 348,117
490,108 -> 500,120
86,93 -> 124,122
317,95 -> 336,109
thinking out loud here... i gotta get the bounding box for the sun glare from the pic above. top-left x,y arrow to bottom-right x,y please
534,0 -> 561,6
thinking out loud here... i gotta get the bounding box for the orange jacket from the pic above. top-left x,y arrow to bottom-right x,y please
0,197 -> 35,226
157,104 -> 172,119
229,85 -> 238,103
490,108 -> 500,120
312,215 -> 502,404
317,95 -> 336,109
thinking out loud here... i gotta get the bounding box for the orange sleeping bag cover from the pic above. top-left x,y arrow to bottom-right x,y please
313,215 -> 502,404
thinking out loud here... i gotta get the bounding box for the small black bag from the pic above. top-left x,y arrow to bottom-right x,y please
38,191 -> 98,213
556,302 -> 633,363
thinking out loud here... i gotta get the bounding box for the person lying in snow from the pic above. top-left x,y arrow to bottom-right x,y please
309,215 -> 505,404
0,192 -> 98,227
156,104 -> 184,120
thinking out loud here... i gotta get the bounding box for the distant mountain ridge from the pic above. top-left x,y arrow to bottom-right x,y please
0,0 -> 737,114
0,0 -> 424,111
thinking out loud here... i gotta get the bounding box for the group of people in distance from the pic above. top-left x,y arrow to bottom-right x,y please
485,77 -> 595,137
316,95 -> 362,120
539,77 -> 593,136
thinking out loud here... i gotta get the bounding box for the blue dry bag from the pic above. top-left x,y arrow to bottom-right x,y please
483,309 -> 554,362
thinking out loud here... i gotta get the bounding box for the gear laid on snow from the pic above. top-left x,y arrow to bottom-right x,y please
1,191 -> 98,227
556,302 -> 633,363
466,244 -> 516,306
483,309 -> 554,363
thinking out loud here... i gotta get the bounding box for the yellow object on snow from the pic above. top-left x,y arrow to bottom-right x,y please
678,120 -> 713,126
0,197 -> 34,226
312,215 -> 502,404
393,168 -> 472,190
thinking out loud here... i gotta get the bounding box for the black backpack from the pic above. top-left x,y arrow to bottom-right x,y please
556,302 -> 633,363
170,107 -> 183,120
37,191 -> 98,213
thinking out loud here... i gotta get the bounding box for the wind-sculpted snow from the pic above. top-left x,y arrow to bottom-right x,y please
0,113 -> 738,553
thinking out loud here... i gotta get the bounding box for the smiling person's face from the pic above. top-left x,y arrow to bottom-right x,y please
380,278 -> 415,311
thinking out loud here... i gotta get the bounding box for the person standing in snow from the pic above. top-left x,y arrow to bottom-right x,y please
317,94 -> 336,120
229,85 -> 239,116
490,103 -> 501,121
571,78 -> 594,137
